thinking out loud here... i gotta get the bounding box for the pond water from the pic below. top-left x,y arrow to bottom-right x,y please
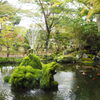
0,65 -> 100,100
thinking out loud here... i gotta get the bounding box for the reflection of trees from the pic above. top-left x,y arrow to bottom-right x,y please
75,71 -> 100,100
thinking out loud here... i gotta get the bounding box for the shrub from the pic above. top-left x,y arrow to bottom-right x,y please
10,66 -> 42,90
40,62 -> 58,90
4,76 -> 10,83
0,57 -> 22,65
20,54 -> 42,69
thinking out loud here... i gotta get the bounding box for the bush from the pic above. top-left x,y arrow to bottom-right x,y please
0,57 -> 22,65
10,66 -> 42,90
40,62 -> 58,90
20,54 -> 42,69
4,76 -> 10,83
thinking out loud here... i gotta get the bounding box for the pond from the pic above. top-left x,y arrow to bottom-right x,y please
0,65 -> 100,100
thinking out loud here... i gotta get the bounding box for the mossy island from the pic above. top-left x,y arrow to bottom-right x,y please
5,54 -> 59,91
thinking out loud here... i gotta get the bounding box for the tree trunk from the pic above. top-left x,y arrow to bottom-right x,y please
7,47 -> 10,57
38,0 -> 51,55
96,14 -> 100,32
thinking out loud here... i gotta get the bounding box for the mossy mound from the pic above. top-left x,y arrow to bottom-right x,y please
10,62 -> 59,91
81,58 -> 94,66
10,54 -> 59,91
20,54 -> 42,69
10,66 -> 42,90
40,62 -> 59,90
55,55 -> 77,63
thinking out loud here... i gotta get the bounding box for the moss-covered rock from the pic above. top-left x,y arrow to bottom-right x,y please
55,55 -> 77,64
20,54 -> 42,69
40,62 -> 59,90
82,60 -> 94,66
10,66 -> 42,90
10,54 -> 60,91
10,62 -> 59,91
81,58 -> 94,66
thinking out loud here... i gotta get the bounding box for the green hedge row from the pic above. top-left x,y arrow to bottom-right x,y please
0,57 -> 22,65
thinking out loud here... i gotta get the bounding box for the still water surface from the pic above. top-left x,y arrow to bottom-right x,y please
0,66 -> 100,100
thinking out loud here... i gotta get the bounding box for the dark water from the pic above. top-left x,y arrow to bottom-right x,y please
0,65 -> 100,100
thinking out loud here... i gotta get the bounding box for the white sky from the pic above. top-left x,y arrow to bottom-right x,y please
7,0 -> 38,28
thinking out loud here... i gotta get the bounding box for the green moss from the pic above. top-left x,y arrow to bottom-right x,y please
10,66 -> 42,89
20,54 -> 42,69
82,60 -> 94,66
56,55 -> 77,63
81,57 -> 94,66
81,58 -> 92,61
10,54 -> 60,91
4,76 -> 10,83
40,62 -> 59,90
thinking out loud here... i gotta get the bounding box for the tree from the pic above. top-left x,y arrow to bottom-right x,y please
19,0 -> 72,54
0,24 -> 25,57
77,0 -> 100,32
0,0 -> 16,16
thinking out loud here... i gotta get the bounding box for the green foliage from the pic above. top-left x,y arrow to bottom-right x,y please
81,57 -> 94,66
82,60 -> 94,66
0,57 -> 22,65
40,62 -> 59,90
20,54 -> 42,69
10,66 -> 42,89
0,1 -> 16,16
55,55 -> 77,63
4,76 -> 10,83
79,0 -> 100,18
10,16 -> 21,25
10,61 -> 59,90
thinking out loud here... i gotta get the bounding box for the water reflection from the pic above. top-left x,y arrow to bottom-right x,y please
75,72 -> 100,100
0,66 -> 14,100
0,65 -> 100,100
54,72 -> 76,100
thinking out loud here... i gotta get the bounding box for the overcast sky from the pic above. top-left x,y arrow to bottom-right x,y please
7,0 -> 38,28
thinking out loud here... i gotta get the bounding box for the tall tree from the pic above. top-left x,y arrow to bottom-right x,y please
19,0 -> 71,54
78,0 -> 100,32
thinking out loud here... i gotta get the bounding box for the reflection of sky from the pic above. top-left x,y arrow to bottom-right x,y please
0,67 -> 14,100
54,72 -> 76,100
